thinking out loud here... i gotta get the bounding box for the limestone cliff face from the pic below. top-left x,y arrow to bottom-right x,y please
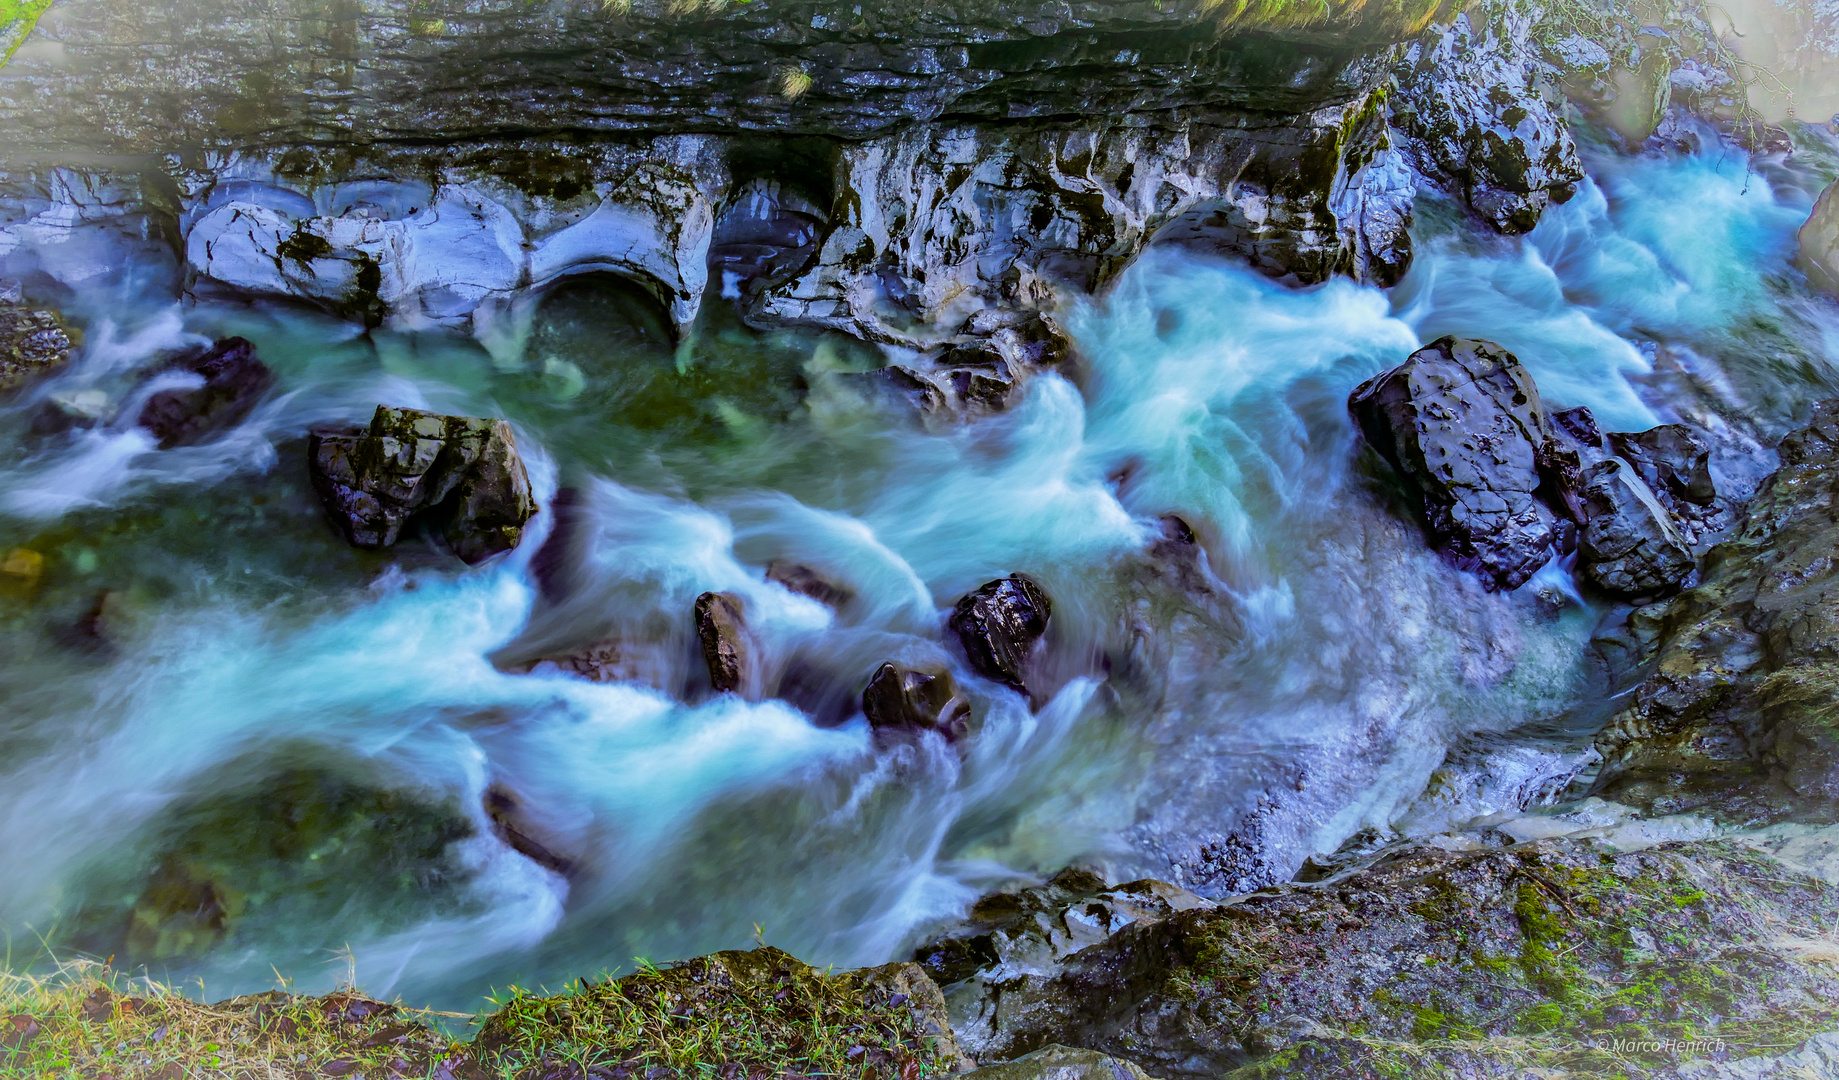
0,0 -> 1598,381
0,0 -> 1532,349
0,0 -> 1411,149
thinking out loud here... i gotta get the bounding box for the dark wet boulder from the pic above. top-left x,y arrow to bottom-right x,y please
1575,457 -> 1695,597
1349,337 -> 1574,591
437,414 -> 539,564
1609,423 -> 1716,509
483,784 -> 574,877
935,342 -> 1019,413
861,663 -> 970,741
694,591 -> 751,695
308,405 -> 536,564
137,336 -> 274,448
766,562 -> 852,609
0,304 -> 73,391
949,574 -> 1051,691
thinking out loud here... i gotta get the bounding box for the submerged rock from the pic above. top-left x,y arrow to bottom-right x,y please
308,405 -> 536,564
482,784 -> 575,877
0,304 -> 73,391
695,591 -> 751,695
136,336 -> 274,448
1801,180 -> 1839,298
949,575 -> 1052,692
1591,401 -> 1839,824
861,663 -> 970,741
766,562 -> 852,609
1349,337 -> 1572,591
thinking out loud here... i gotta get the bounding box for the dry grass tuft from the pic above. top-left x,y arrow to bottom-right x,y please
0,957 -> 461,1079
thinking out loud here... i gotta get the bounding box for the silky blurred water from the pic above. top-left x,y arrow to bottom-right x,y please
0,128 -> 1835,1010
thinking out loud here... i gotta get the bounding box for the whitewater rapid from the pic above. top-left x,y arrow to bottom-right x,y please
0,126 -> 1834,1009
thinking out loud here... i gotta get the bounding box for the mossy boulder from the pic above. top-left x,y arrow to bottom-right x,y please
1591,400 -> 1839,824
309,405 -> 538,565
923,839 -> 1839,1079
463,947 -> 973,1080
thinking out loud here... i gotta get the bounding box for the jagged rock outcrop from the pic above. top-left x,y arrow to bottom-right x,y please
918,840 -> 1839,1079
695,590 -> 752,695
861,663 -> 970,741
1352,338 -> 1707,596
0,302 -> 71,390
1591,402 -> 1839,824
1392,3 -> 1584,233
0,0 -> 1599,354
308,405 -> 537,564
135,336 -> 275,449
913,868 -> 1215,990
1802,181 -> 1839,299
950,575 -> 1052,693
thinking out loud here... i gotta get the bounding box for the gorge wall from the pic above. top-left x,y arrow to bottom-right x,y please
0,0 -> 1602,355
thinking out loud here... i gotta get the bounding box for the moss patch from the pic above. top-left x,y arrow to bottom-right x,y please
466,948 -> 958,1080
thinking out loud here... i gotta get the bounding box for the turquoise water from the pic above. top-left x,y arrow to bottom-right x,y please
0,127 -> 1834,1010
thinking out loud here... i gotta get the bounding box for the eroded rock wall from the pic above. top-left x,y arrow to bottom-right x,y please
0,0 -> 1600,349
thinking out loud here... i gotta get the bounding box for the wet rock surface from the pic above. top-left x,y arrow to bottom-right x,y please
0,303 -> 72,391
1576,456 -> 1695,596
960,1044 -> 1154,1080
1590,402 -> 1839,825
695,590 -> 752,695
950,575 -> 1052,692
135,336 -> 275,449
308,405 -> 536,564
1353,338 -> 1712,596
861,663 -> 970,741
1393,3 -> 1584,233
766,562 -> 852,609
0,0 -> 1412,149
913,868 -> 1215,989
1350,336 -> 1572,591
1802,181 -> 1839,298
0,0 -> 1559,351
923,839 -> 1839,1079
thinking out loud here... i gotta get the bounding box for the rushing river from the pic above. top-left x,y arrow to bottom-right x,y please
1,124 -> 1836,1010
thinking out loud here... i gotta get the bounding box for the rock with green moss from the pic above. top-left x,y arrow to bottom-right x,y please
0,302 -> 71,391
309,404 -> 537,565
1392,3 -> 1584,233
921,839 -> 1839,1079
1590,400 -> 1839,825
463,946 -> 973,1080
